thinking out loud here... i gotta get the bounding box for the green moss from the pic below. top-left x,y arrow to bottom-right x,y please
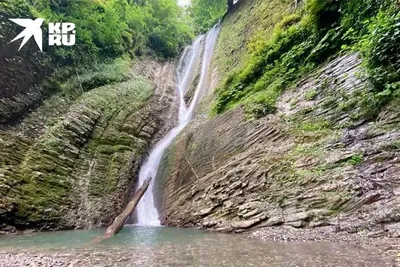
305,89 -> 318,101
292,143 -> 326,158
243,78 -> 283,119
347,153 -> 364,166
213,0 -> 397,119
295,166 -> 329,180
300,120 -> 331,132
68,58 -> 133,93
2,60 -> 155,228
214,0 -> 293,83
290,99 -> 299,108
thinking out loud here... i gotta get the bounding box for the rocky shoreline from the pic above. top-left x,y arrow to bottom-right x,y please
0,249 -> 139,267
249,226 -> 400,266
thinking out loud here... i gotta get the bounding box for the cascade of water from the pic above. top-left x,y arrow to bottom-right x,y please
184,25 -> 220,123
177,36 -> 203,124
135,25 -> 220,226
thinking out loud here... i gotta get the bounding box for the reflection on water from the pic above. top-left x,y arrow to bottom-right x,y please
0,226 -> 392,266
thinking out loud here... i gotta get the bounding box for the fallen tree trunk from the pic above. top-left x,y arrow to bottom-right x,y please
105,177 -> 152,237
90,177 -> 152,244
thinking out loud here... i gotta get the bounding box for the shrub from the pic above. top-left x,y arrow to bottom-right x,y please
214,0 -> 399,119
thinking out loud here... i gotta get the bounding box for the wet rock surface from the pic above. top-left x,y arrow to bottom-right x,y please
0,60 -> 178,231
159,54 -> 400,241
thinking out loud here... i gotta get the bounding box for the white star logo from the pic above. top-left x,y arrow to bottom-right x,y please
9,18 -> 45,52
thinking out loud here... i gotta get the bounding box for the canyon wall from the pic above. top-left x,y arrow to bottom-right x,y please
0,57 -> 178,231
159,0 -> 400,237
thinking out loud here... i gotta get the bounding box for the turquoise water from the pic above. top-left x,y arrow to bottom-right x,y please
0,226 -> 205,250
0,226 -> 393,266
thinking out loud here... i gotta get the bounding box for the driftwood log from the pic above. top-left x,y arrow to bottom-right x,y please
90,177 -> 152,244
105,177 -> 152,236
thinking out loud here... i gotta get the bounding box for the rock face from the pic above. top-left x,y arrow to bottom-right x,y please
0,3 -> 54,125
0,58 -> 178,231
159,52 -> 400,236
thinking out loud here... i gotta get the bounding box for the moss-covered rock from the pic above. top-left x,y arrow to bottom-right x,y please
0,58 -> 177,231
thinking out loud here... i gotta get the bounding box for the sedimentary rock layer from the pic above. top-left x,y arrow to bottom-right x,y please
160,54 -> 400,237
0,59 -> 178,231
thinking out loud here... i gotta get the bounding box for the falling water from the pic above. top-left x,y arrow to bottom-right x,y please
135,25 -> 220,226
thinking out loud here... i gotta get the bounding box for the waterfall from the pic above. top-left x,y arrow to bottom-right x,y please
135,25 -> 220,226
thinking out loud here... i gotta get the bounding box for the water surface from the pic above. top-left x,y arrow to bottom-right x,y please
0,226 -> 392,266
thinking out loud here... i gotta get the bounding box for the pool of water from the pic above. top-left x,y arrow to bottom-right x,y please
0,226 -> 206,250
0,226 -> 393,266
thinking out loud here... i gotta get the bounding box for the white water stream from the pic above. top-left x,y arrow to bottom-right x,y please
136,25 -> 220,226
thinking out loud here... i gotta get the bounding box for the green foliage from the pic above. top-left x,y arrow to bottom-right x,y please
299,120 -> 331,132
340,0 -> 393,37
1,0 -> 193,65
214,13 -> 318,115
242,79 -> 283,119
70,58 -> 132,92
189,0 -> 227,33
0,0 -> 30,19
347,153 -> 364,166
146,0 -> 194,57
359,7 -> 400,93
305,89 -> 318,100
214,0 -> 399,119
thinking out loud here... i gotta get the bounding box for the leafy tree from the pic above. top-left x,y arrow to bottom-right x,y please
145,0 -> 193,57
2,0 -> 193,65
189,0 -> 227,33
